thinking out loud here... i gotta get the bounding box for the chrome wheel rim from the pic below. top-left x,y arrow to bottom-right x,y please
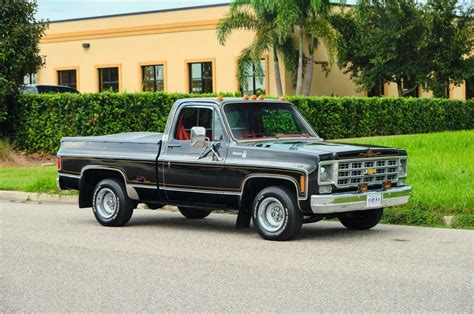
96,188 -> 118,219
258,197 -> 286,233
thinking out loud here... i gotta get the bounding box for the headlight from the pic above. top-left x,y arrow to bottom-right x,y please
399,158 -> 408,177
319,163 -> 334,184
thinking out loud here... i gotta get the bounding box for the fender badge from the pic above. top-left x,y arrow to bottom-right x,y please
366,168 -> 377,175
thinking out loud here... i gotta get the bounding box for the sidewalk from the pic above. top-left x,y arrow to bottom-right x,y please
0,190 -> 77,205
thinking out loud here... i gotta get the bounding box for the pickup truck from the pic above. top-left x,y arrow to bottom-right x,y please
57,97 -> 412,241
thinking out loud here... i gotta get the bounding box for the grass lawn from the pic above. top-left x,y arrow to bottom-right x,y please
0,166 -> 60,193
334,130 -> 473,228
0,130 -> 472,228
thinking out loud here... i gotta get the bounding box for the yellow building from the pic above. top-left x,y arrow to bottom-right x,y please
36,4 -> 471,100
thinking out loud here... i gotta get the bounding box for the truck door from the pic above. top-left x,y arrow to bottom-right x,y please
160,103 -> 229,207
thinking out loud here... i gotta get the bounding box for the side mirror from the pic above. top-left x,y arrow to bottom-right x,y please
190,126 -> 206,148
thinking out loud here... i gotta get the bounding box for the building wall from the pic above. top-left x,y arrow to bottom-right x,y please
39,5 -> 282,94
37,4 -> 469,100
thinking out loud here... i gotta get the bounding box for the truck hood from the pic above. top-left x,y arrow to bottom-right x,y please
242,139 -> 405,160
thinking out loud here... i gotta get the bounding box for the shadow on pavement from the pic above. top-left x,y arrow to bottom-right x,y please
112,211 -> 390,241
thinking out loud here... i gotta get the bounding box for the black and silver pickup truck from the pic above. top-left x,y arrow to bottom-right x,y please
57,97 -> 412,241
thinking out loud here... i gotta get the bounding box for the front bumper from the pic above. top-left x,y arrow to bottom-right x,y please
311,186 -> 412,214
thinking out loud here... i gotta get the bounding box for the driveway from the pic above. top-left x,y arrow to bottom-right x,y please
1,200 -> 472,312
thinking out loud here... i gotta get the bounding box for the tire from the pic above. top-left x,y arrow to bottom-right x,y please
92,179 -> 134,227
252,186 -> 303,241
338,208 -> 383,230
178,207 -> 212,219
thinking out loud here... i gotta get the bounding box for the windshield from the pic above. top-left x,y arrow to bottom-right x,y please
223,102 -> 318,141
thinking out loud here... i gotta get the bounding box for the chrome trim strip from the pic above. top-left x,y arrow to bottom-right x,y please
310,186 -> 412,214
240,173 -> 308,200
80,165 -> 139,200
59,154 -> 157,161
58,173 -> 81,179
129,183 -> 157,189
161,186 -> 241,195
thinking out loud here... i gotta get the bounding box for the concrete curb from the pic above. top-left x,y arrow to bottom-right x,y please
0,190 -> 179,211
0,190 -> 77,205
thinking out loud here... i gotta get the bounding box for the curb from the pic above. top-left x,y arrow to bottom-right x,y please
0,190 -> 77,205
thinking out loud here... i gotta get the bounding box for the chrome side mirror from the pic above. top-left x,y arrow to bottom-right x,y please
190,126 -> 206,148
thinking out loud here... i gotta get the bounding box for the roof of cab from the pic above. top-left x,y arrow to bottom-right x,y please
175,97 -> 291,106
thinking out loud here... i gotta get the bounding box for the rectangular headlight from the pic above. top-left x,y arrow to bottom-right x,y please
319,163 -> 334,184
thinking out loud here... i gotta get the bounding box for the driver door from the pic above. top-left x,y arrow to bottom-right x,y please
161,104 -> 228,207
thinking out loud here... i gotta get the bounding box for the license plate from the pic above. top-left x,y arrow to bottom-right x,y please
366,192 -> 382,208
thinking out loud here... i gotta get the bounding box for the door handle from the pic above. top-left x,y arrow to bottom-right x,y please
167,144 -> 181,148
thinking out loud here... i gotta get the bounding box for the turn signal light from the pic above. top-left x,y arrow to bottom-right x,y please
279,96 -> 286,101
217,96 -> 224,101
251,94 -> 257,100
359,184 -> 368,192
243,95 -> 249,100
300,175 -> 305,194
258,95 -> 265,100
383,181 -> 392,189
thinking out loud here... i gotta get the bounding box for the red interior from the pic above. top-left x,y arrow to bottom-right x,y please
177,118 -> 190,140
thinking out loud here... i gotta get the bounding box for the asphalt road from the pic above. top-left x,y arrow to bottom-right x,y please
1,200 -> 473,312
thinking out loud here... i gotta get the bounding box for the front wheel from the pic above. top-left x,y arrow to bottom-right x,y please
178,207 -> 212,219
338,208 -> 383,230
252,186 -> 303,241
92,179 -> 134,227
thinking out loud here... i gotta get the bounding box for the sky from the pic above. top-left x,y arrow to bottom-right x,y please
35,0 -> 231,21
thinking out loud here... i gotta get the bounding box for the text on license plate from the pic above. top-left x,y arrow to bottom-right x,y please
366,192 -> 382,208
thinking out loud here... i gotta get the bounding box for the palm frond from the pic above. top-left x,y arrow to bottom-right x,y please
275,0 -> 300,43
236,48 -> 254,91
216,9 -> 259,45
305,16 -> 341,65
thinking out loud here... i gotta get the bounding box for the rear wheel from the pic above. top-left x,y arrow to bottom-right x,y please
92,179 -> 134,227
178,207 -> 212,219
252,186 -> 303,241
338,208 -> 383,230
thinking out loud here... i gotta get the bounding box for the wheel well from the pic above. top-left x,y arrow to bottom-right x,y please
239,177 -> 298,212
79,169 -> 126,208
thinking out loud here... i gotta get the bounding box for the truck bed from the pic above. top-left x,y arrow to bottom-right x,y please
59,132 -> 163,161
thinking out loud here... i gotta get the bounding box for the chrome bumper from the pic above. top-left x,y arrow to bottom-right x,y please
56,177 -> 61,190
311,186 -> 412,214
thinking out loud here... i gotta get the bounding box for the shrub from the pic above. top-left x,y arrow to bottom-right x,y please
9,92 -> 474,153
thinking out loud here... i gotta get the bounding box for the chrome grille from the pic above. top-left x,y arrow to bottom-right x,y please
336,158 -> 399,188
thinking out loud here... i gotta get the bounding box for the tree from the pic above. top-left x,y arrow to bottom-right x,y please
274,0 -> 341,95
0,0 -> 47,128
334,0 -> 473,98
217,0 -> 297,96
423,0 -> 473,98
333,0 -> 428,97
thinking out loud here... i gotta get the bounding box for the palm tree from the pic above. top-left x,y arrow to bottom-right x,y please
217,0 -> 297,96
275,0 -> 341,95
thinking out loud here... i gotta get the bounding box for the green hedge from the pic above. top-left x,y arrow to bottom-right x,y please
8,92 -> 474,152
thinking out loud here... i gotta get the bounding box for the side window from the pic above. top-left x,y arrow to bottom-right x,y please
174,107 -> 214,141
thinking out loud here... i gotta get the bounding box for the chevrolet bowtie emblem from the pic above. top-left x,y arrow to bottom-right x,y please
359,149 -> 381,158
366,168 -> 377,175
